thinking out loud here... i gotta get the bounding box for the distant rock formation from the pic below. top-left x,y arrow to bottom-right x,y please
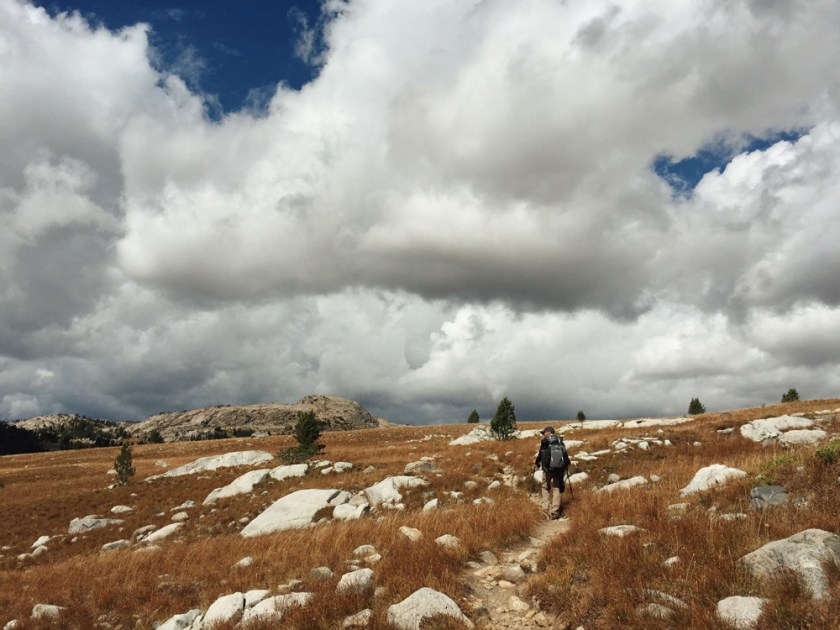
126,395 -> 382,442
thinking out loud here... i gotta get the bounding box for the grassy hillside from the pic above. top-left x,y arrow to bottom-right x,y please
0,399 -> 838,628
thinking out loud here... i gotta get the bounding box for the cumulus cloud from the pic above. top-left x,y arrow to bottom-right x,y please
1,0 -> 839,423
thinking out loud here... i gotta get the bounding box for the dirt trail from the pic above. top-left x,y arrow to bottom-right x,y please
460,500 -> 572,629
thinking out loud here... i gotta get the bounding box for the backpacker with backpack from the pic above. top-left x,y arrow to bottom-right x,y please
543,434 -> 568,472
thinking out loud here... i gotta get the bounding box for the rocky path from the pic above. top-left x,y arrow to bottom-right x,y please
461,500 -> 572,629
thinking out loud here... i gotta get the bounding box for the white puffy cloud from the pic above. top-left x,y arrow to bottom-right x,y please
1,0 -> 839,423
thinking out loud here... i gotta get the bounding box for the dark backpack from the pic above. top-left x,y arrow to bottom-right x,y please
546,435 -> 568,472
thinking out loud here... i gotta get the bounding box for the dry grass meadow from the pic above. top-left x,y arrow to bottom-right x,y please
1,399 -> 839,629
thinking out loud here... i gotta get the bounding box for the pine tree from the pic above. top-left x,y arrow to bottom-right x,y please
577,410 -> 586,421
687,397 -> 706,415
114,443 -> 135,486
490,397 -> 517,440
279,411 -> 324,464
294,411 -> 323,449
781,388 -> 800,403
467,409 -> 480,424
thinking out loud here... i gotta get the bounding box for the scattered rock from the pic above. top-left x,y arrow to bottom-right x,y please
748,485 -> 788,509
143,523 -> 184,543
337,568 -> 374,594
599,525 -> 644,537
241,593 -> 313,624
31,535 -> 51,548
435,534 -> 461,550
364,476 -> 428,508
268,463 -> 309,481
716,595 -> 767,629
597,476 -> 647,493
157,609 -> 201,630
171,511 -> 189,523
354,545 -> 377,557
343,609 -> 372,628
405,461 -> 442,475
203,469 -> 271,505
423,498 -> 439,511
400,526 -> 423,542
110,505 -> 133,514
241,489 -> 348,536
739,416 -> 814,444
244,589 -> 270,608
334,503 -> 369,521
387,587 -> 474,630
101,539 -> 130,551
68,515 -> 124,534
310,566 -> 334,581
235,556 -> 254,568
738,528 -> 840,599
202,592 -> 244,627
31,604 -> 64,620
680,464 -> 746,496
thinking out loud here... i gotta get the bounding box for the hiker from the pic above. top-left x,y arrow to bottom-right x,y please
534,426 -> 570,519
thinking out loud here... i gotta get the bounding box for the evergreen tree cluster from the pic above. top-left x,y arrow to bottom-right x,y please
688,397 -> 706,415
781,388 -> 800,403
490,397 -> 517,440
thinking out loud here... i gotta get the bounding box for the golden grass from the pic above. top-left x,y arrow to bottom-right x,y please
0,399 -> 838,628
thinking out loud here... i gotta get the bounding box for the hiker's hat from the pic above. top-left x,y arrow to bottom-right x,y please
541,426 -> 555,434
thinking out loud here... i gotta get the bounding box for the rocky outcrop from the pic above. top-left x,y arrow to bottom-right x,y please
126,395 -> 381,442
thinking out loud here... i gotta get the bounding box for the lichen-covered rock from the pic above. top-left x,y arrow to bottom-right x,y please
738,529 -> 840,599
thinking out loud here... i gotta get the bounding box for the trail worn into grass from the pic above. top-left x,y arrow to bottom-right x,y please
461,496 -> 572,629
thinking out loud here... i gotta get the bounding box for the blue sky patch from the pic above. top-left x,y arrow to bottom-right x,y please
654,129 -> 806,195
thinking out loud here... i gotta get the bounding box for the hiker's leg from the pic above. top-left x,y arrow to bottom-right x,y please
541,473 -> 552,515
549,472 -> 562,518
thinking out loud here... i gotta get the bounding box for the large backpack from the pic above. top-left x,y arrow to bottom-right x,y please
546,435 -> 568,472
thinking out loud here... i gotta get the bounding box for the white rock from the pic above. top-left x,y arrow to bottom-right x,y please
597,476 -> 647,493
143,523 -> 184,543
607,473 -> 621,484
146,451 -> 274,480
110,505 -> 133,514
172,500 -> 196,510
241,593 -> 313,624
102,539 -> 130,551
435,535 -> 461,550
3,621 -> 21,630
235,556 -> 254,568
333,462 -> 354,473
202,592 -> 244,627
650,474 -> 661,483
31,604 -> 64,620
738,528 -> 840,599
448,426 -> 491,446
387,587 -> 474,630
739,416 -> 814,444
599,525 -> 644,537
68,515 -> 124,534
157,609 -> 201,630
31,535 -> 51,548
567,472 -> 589,484
343,609 -> 373,628
680,464 -> 747,496
333,503 -> 369,521
31,545 -> 48,557
400,526 -> 423,542
171,511 -> 189,523
663,556 -> 680,567
354,545 -> 377,557
487,480 -> 501,491
507,595 -> 530,612
244,589 -> 270,608
337,568 -> 375,594
364,476 -> 428,507
268,464 -> 309,481
203,469 -> 271,505
423,498 -> 439,511
241,489 -> 347,537
778,429 -> 827,446
716,596 -> 767,629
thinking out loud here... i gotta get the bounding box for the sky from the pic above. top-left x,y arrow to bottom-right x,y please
1,0 -> 839,425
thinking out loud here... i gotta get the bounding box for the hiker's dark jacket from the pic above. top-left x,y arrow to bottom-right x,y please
535,436 -> 571,471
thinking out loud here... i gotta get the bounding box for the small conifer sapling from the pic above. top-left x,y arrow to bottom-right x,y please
114,443 -> 135,486
490,397 -> 517,440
